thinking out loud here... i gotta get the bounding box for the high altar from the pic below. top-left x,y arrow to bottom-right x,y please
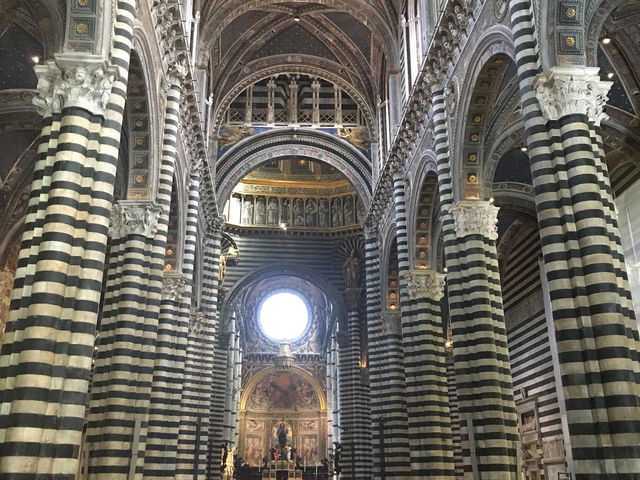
238,367 -> 327,469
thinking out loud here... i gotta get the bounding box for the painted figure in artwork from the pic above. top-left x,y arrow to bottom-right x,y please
342,248 -> 360,289
331,198 -> 342,227
318,199 -> 329,228
255,197 -> 266,224
293,199 -> 304,226
277,423 -> 288,447
267,197 -> 278,224
344,196 -> 354,225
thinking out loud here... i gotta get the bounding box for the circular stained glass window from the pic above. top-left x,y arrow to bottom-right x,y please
258,290 -> 310,342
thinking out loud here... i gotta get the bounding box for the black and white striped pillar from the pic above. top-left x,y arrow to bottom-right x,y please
364,224 -> 411,480
197,221 -> 225,480
448,200 -> 519,479
87,201 -> 164,479
391,167 -> 456,478
431,84 -> 518,479
338,288 -> 372,480
87,65 -> 187,480
0,2 -> 137,478
399,269 -> 455,478
510,2 -> 640,476
176,165 -> 207,480
144,271 -> 187,480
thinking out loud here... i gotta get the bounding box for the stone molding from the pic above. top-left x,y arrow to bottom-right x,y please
401,270 -> 446,301
534,66 -> 612,126
450,200 -> 499,240
162,272 -> 186,303
109,201 -> 163,239
33,53 -> 117,117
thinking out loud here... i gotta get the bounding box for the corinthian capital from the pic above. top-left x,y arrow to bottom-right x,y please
162,272 -> 186,303
380,310 -> 402,336
534,66 -> 612,126
167,55 -> 189,86
208,215 -> 226,236
450,200 -> 499,240
401,269 -> 446,301
189,309 -> 205,335
33,54 -> 117,117
109,201 -> 163,239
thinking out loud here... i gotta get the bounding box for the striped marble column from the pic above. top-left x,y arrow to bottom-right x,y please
175,166 -> 207,480
391,169 -> 456,478
206,322 -> 230,478
222,321 -> 241,445
326,336 -> 339,449
399,269 -> 455,478
364,225 -> 411,480
193,225 -> 225,480
430,84 -> 518,479
143,272 -> 187,480
0,3 -> 137,478
87,201 -> 164,479
448,201 -> 518,479
88,67 -> 186,480
509,3 -> 640,476
140,70 -> 191,479
338,288 -> 372,480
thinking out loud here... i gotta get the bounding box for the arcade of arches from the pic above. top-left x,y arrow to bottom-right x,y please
1,1 -> 640,480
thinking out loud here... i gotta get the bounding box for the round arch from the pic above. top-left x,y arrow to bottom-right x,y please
379,217 -> 399,311
452,27 -> 516,202
240,365 -> 327,412
407,151 -> 438,224
410,155 -> 439,270
483,120 -> 527,197
215,129 -> 373,209
585,0 -> 628,66
130,27 -> 163,202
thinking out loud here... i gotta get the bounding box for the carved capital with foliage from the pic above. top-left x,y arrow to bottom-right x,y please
380,310 -> 402,336
162,272 -> 186,303
401,270 -> 446,301
189,309 -> 205,335
450,200 -> 499,240
109,200 -> 163,239
534,66 -> 612,126
33,54 -> 117,117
